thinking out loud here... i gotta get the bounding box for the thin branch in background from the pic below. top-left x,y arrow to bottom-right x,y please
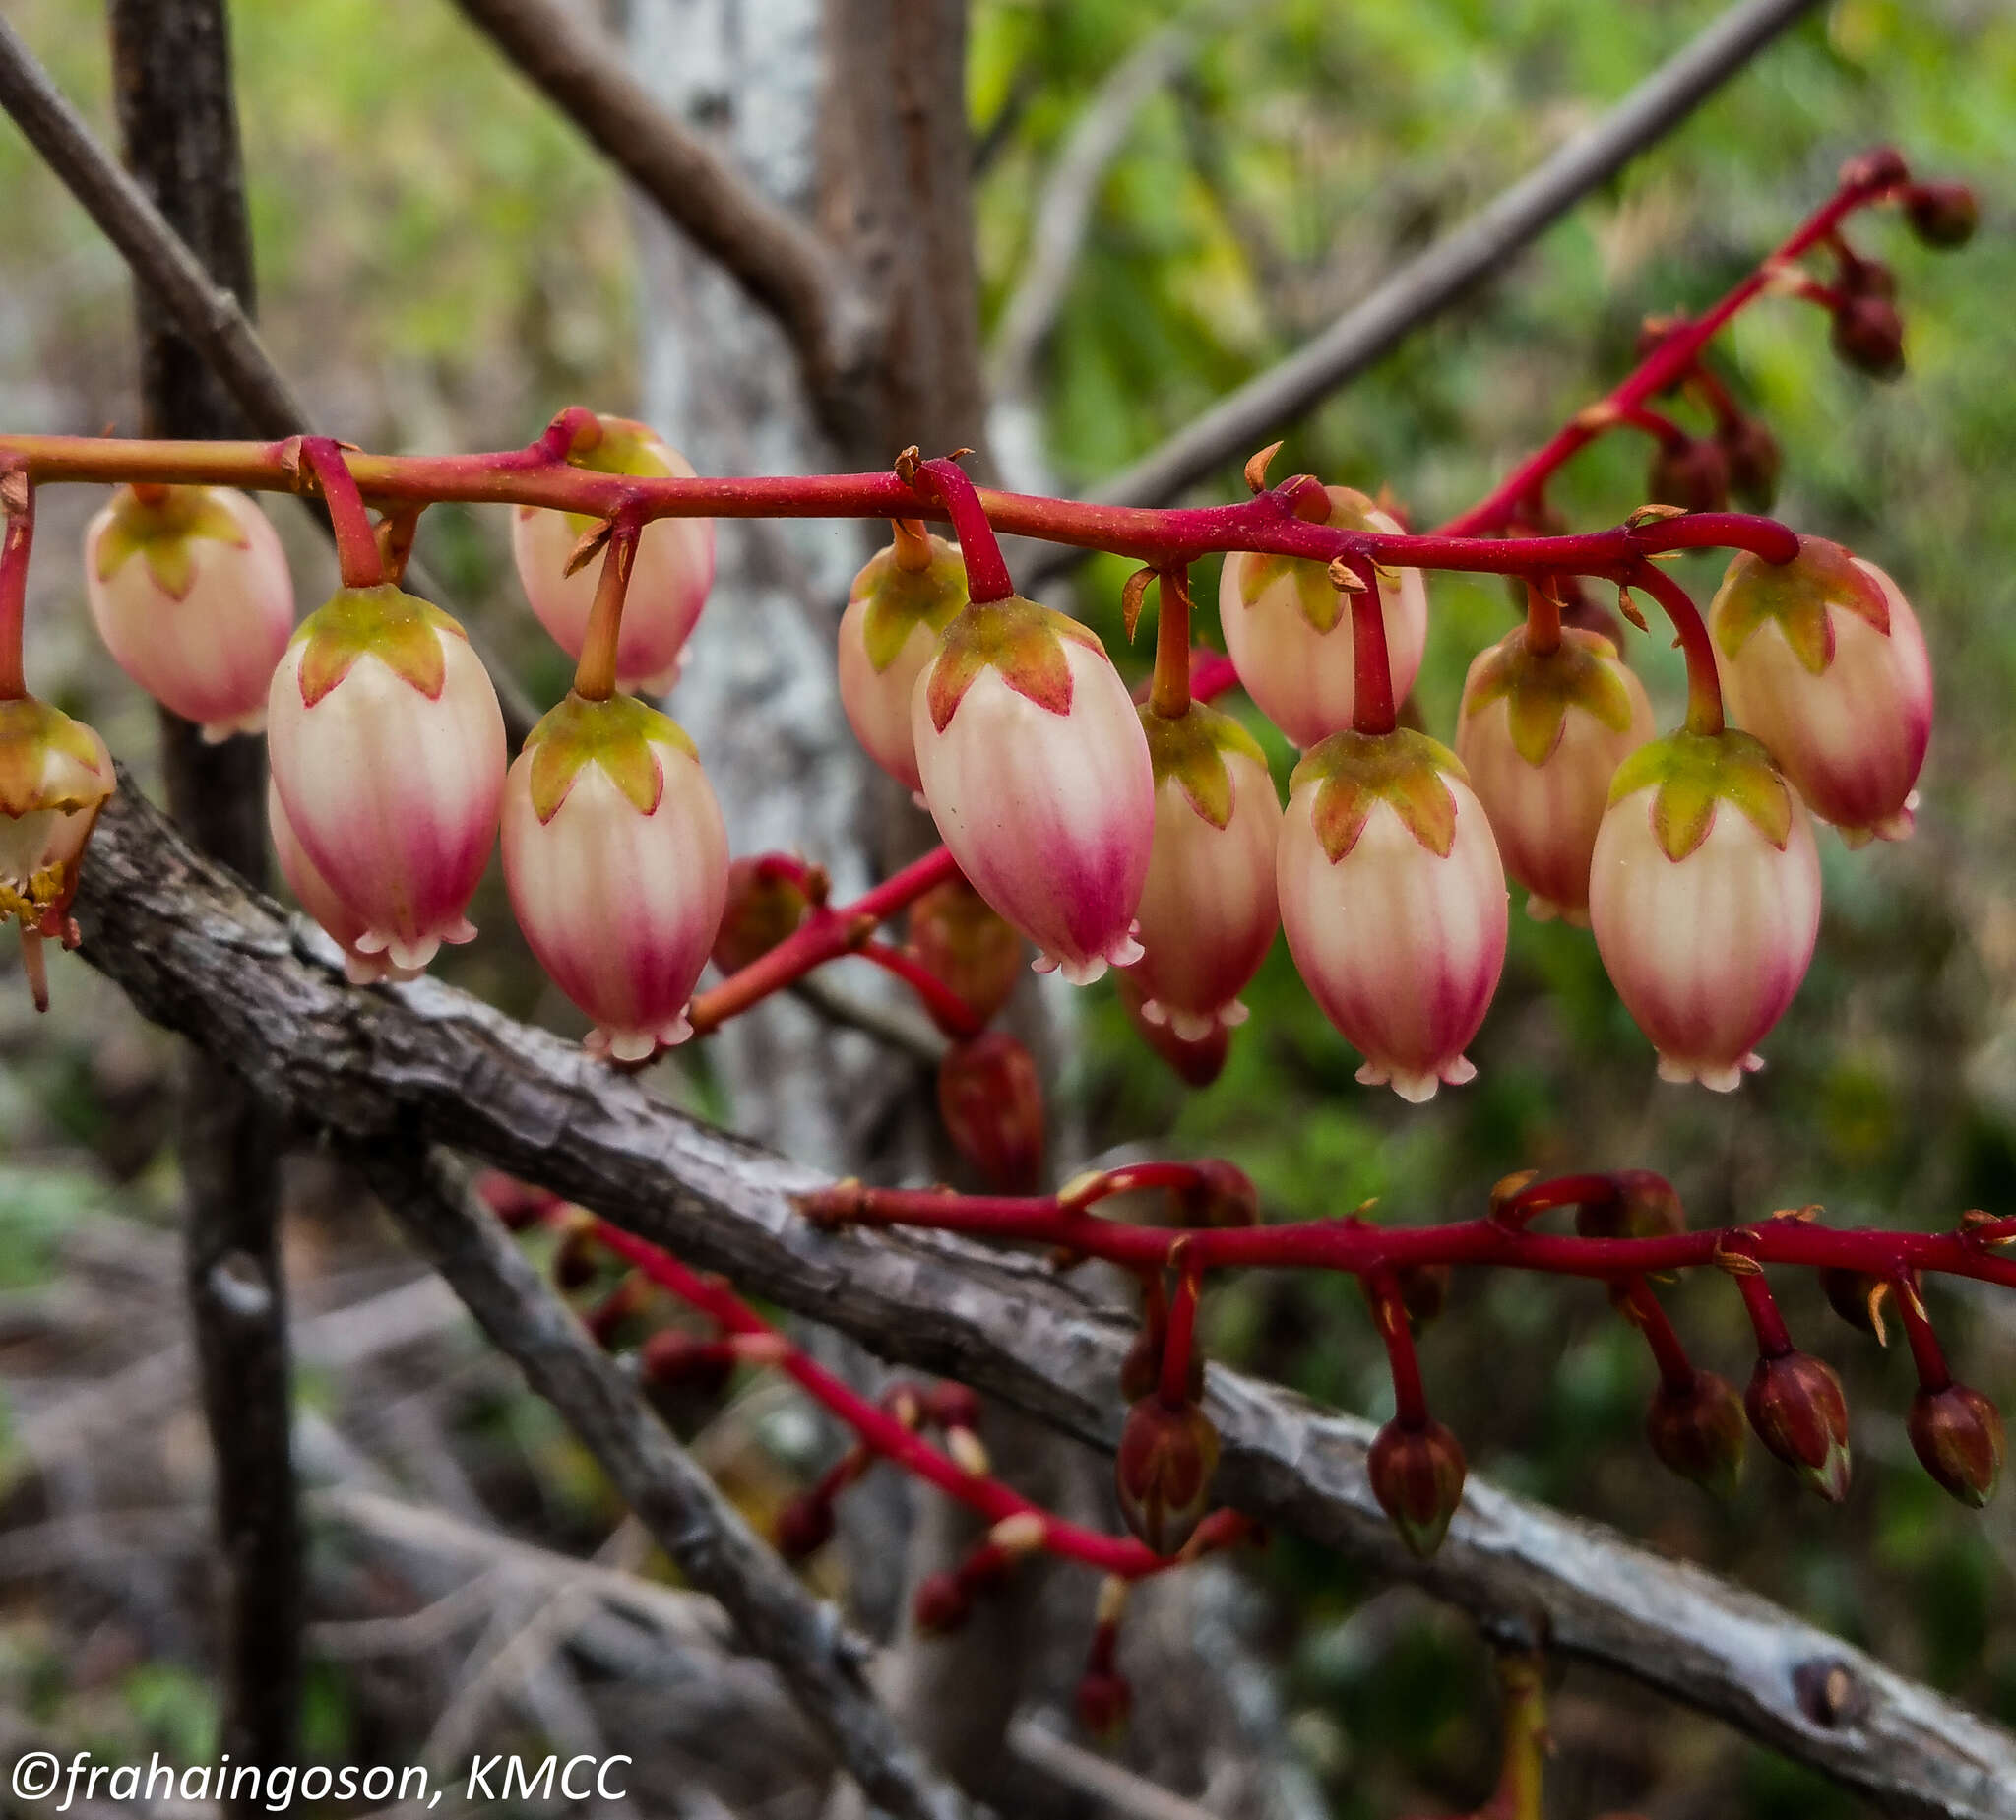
65,783 -> 2016,1820
0,13 -> 541,746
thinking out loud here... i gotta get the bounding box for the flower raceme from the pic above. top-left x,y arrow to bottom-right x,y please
501,692 -> 728,1063
836,526 -> 969,793
1217,485 -> 1428,749
912,595 -> 1153,984
1278,729 -> 1508,1102
266,583 -> 506,973
511,415 -> 714,696
1710,537 -> 1932,847
1589,730 -> 1821,1091
84,484 -> 294,742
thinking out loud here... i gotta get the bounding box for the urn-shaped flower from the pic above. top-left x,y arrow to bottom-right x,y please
912,596 -> 1153,984
1218,486 -> 1428,748
267,583 -> 506,973
836,529 -> 968,791
267,781 -> 419,987
1588,729 -> 1820,1090
1456,625 -> 1654,925
502,691 -> 728,1062
1128,704 -> 1282,1040
85,484 -> 294,741
1710,537 -> 1932,846
1278,729 -> 1507,1101
512,415 -> 714,695
0,698 -> 114,937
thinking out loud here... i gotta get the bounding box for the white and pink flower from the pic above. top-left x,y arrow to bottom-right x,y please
501,692 -> 727,1062
512,416 -> 714,695
912,596 -> 1153,984
1711,537 -> 1932,846
1277,729 -> 1506,1101
1219,486 -> 1428,749
1456,625 -> 1655,925
1589,729 -> 1821,1090
837,528 -> 968,792
1129,704 -> 1281,1038
84,484 -> 294,741
267,583 -> 506,973
267,780 -> 420,987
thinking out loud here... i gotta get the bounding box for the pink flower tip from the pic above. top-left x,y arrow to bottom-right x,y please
585,1013 -> 696,1064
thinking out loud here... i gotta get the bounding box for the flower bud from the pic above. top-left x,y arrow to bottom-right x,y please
1831,294 -> 1905,379
712,855 -> 812,975
1710,539 -> 1931,847
1573,1169 -> 1685,1241
0,700 -> 114,1002
1456,626 -> 1654,926
1366,1417 -> 1466,1558
1821,1268 -> 1890,1340
85,484 -> 294,741
1589,730 -> 1820,1090
906,872 -> 1023,1032
1279,729 -> 1507,1101
1129,704 -> 1281,1038
913,596 -> 1153,983
1116,970 -> 1229,1087
1645,1371 -> 1746,1497
1218,486 -> 1428,748
1745,1351 -> 1852,1502
512,416 -> 713,694
267,584 -> 505,972
1170,1159 -> 1260,1229
267,780 -> 421,987
923,1381 -> 982,1435
774,1492 -> 835,1561
837,530 -> 969,791
1115,1398 -> 1220,1556
638,1329 -> 735,1400
1908,1382 -> 2004,1508
1716,417 -> 1783,513
1396,1263 -> 1451,1331
913,1571 -> 973,1635
1647,437 -> 1730,514
936,1032 -> 1043,1191
501,692 -> 728,1061
1905,182 -> 1978,249
1074,1668 -> 1133,1741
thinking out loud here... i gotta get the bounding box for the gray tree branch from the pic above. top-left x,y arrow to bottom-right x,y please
66,777 -> 2016,1820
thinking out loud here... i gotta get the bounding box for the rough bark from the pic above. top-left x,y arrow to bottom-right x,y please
103,0 -> 299,1787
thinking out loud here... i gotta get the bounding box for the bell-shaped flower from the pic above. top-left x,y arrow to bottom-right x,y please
0,698 -> 115,1010
1278,729 -> 1506,1102
85,484 -> 294,741
501,691 -> 727,1062
912,596 -> 1153,984
1710,537 -> 1932,846
1456,625 -> 1655,924
267,583 -> 505,973
837,530 -> 968,792
267,780 -> 420,987
512,416 -> 713,695
1218,486 -> 1428,748
1129,703 -> 1281,1039
1589,729 -> 1820,1090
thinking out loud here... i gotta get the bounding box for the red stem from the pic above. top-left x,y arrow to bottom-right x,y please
914,458 -> 1014,603
1891,1274 -> 1953,1393
856,940 -> 986,1039
300,438 -> 386,588
574,515 -> 642,702
0,479 -> 33,701
1148,568 -> 1193,720
1157,1267 -> 1202,1409
1367,1270 -> 1430,1428
1347,561 -> 1397,735
1626,559 -> 1724,735
1735,1270 -> 1795,1359
1614,1276 -> 1696,1394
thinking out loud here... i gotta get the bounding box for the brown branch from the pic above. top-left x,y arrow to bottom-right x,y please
66,778 -> 2016,1820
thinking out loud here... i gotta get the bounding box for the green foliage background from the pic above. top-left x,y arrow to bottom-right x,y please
1,0 -> 2014,1813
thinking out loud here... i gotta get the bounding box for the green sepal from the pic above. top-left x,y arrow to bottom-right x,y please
1711,536 -> 1890,676
855,537 -> 970,672
1290,727 -> 1467,863
1462,626 -> 1638,768
1606,727 -> 1793,860
1239,550 -> 1345,633
925,596 -> 1105,733
290,583 -> 468,707
0,696 -> 113,818
1141,702 -> 1269,831
524,689 -> 697,824
530,416 -> 678,539
94,485 -> 250,601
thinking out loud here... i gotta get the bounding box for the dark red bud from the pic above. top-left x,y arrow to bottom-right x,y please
1820,1268 -> 1890,1341
1647,437 -> 1730,514
1115,1398 -> 1220,1556
907,874 -> 1024,1033
1908,1383 -> 2004,1508
1831,295 -> 1905,379
638,1329 -> 736,1399
1074,1669 -> 1133,1740
1574,1170 -> 1685,1242
550,1215 -> 602,1291
923,1381 -> 982,1434
1171,1159 -> 1260,1229
1716,416 -> 1783,512
1366,1417 -> 1467,1559
1645,1370 -> 1746,1497
1842,145 -> 1910,190
712,856 -> 813,975
774,1492 -> 835,1562
937,1033 -> 1044,1191
913,1571 -> 973,1635
1836,254 -> 1898,301
1745,1352 -> 1853,1502
1396,1263 -> 1452,1331
1116,971 -> 1230,1087
477,1170 -> 560,1230
1905,181 -> 1978,249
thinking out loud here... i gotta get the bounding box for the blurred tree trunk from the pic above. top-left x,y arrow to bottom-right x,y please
105,0 -> 298,1789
